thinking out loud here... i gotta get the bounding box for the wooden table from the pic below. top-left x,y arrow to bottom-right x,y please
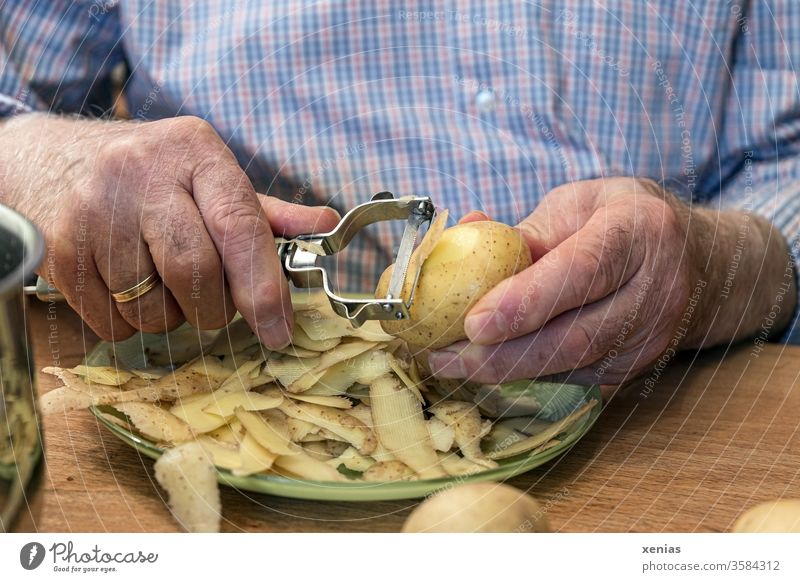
14,300 -> 800,532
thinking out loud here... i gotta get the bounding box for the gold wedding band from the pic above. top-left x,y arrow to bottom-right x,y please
111,270 -> 161,303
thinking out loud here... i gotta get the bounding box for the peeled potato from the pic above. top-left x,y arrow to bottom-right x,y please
402,482 -> 549,533
732,500 -> 800,532
376,220 -> 532,350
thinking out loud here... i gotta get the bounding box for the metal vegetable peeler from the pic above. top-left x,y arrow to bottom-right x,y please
277,192 -> 435,326
24,192 -> 436,327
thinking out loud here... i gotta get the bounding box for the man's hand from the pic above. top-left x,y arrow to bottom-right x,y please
428,178 -> 796,385
0,114 -> 339,347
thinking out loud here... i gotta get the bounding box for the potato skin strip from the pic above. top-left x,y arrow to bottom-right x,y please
286,393 -> 352,409
202,390 -> 283,417
429,401 -> 497,469
363,460 -> 416,482
288,341 -> 378,393
273,451 -> 346,481
152,356 -> 234,401
112,401 -> 194,445
234,432 -> 278,477
387,354 -> 424,404
369,375 -> 446,479
278,399 -> 376,455
488,399 -> 598,460
327,446 -> 375,473
70,365 -> 133,386
235,408 -> 299,456
154,442 -> 222,533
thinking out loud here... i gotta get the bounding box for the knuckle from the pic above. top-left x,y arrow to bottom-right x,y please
169,117 -> 222,157
250,279 -> 288,318
123,310 -> 167,333
536,331 -> 573,373
136,321 -> 169,334
230,275 -> 286,325
97,135 -> 135,167
100,136 -> 155,181
573,244 -> 603,277
179,247 -> 211,276
68,294 -> 132,342
195,297 -> 236,329
504,354 -> 537,383
596,230 -> 630,286
171,116 -> 217,140
517,220 -> 551,248
576,321 -> 615,367
116,292 -> 184,334
77,311 -> 112,340
552,324 -> 601,372
544,180 -> 581,201
504,326 -> 570,376
107,325 -> 136,342
573,225 -> 632,294
472,346 -> 529,384
49,238 -> 75,272
638,195 -> 677,234
533,327 -> 561,358
462,353 -> 497,383
125,309 -> 177,334
637,178 -> 665,198
164,246 -> 229,321
662,205 -> 686,240
206,203 -> 267,251
567,322 -> 595,355
165,228 -> 217,274
88,326 -> 114,342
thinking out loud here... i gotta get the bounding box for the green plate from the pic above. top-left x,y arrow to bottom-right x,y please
86,324 -> 602,502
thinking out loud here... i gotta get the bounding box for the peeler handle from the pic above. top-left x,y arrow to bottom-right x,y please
21,232 -> 296,304
24,276 -> 65,302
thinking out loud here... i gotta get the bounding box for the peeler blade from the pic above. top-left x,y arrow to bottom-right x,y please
385,199 -> 431,302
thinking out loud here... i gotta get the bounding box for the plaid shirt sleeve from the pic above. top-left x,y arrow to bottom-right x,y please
0,0 -> 124,117
715,2 -> 800,343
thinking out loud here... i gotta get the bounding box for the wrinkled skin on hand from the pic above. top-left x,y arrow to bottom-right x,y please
429,178 -> 795,386
0,114 -> 339,347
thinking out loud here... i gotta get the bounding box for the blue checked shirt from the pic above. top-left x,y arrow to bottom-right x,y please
2,1 -> 800,341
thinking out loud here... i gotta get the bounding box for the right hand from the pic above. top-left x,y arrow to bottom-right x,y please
0,114 -> 339,347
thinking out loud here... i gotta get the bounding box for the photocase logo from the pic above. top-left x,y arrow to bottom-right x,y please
19,542 -> 46,570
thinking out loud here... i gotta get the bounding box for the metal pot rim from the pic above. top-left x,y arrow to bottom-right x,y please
0,204 -> 44,297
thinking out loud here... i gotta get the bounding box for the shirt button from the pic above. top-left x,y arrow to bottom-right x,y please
475,89 -> 496,112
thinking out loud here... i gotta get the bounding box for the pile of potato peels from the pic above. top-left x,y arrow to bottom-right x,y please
41,293 -> 596,532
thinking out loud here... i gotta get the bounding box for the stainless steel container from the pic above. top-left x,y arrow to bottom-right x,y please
0,204 -> 44,532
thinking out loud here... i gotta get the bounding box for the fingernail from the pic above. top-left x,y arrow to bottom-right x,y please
464,309 -> 507,343
459,210 -> 491,224
428,351 -> 467,379
258,316 -> 291,349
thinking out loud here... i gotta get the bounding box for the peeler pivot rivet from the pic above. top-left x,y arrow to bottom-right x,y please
395,312 -> 404,320
382,303 -> 393,312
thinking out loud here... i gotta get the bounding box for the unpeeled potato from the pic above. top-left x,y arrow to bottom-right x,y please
402,482 -> 549,533
732,500 -> 800,532
376,220 -> 532,350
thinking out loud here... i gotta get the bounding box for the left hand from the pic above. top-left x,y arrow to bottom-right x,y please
427,177 -> 792,385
